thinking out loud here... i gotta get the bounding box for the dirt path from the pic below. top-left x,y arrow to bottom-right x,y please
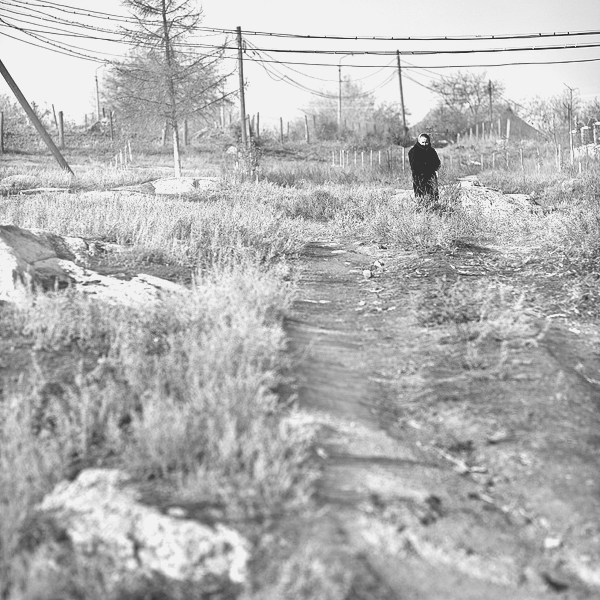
286,238 -> 600,599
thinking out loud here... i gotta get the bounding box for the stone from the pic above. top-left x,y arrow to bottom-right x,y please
37,469 -> 250,587
0,225 -> 183,305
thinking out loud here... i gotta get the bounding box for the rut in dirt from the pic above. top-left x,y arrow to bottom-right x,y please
285,239 -> 600,600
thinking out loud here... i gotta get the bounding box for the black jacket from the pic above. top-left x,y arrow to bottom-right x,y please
408,143 -> 441,179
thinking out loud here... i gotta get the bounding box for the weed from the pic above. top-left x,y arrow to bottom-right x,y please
0,263 -> 315,595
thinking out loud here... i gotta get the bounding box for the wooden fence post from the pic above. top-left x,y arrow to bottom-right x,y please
402,146 -> 406,171
370,148 -> 373,167
492,152 -> 496,169
0,112 -> 4,154
256,112 -> 260,138
506,118 -> 511,142
279,117 -> 283,144
58,110 -> 64,148
519,147 -> 524,171
331,150 -> 335,166
557,145 -> 562,171
183,119 -> 188,146
109,111 -> 114,141
305,114 -> 309,143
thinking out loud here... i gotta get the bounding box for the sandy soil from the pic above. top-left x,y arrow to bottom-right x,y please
286,237 -> 600,599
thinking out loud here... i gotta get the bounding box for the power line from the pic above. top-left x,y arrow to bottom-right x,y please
195,25 -> 600,43
213,41 -> 600,56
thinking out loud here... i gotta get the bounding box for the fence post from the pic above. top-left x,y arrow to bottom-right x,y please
0,111 -> 3,154
305,114 -> 309,143
506,118 -> 511,142
557,144 -> 562,171
331,150 -> 335,167
279,117 -> 283,144
481,154 -> 484,170
378,150 -> 381,166
339,148 -> 343,167
370,148 -> 373,167
58,110 -> 65,148
183,119 -> 188,146
109,111 -> 114,141
519,147 -> 524,171
506,150 -> 509,169
402,146 -> 406,171
361,151 -> 364,167
354,149 -> 357,166
492,152 -> 496,169
128,140 -> 133,163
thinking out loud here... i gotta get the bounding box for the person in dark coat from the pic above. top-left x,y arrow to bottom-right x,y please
408,133 -> 441,210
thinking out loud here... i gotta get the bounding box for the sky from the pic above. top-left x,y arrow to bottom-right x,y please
0,0 -> 599,130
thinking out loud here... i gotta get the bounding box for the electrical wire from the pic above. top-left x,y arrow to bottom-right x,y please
194,25 -> 600,43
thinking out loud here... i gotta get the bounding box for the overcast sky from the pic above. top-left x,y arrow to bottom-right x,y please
1,0 -> 599,129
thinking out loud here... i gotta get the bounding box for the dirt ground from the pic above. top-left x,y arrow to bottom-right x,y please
285,237 -> 600,599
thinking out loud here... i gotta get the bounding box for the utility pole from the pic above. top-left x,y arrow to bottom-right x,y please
338,64 -> 342,132
488,80 -> 493,123
0,58 -> 73,174
564,83 -> 575,166
95,68 -> 101,122
396,50 -> 407,135
237,26 -> 247,146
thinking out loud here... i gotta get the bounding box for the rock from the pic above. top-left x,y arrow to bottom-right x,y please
37,469 -> 250,588
0,225 -> 183,305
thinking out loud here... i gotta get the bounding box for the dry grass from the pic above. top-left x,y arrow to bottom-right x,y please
0,262 -> 316,597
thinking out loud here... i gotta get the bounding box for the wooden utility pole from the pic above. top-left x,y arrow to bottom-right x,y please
256,112 -> 260,138
305,114 -> 310,143
0,58 -> 73,174
279,117 -> 284,144
58,110 -> 64,148
396,50 -> 407,135
565,84 -> 575,166
488,80 -> 493,124
236,26 -> 247,146
338,64 -> 342,132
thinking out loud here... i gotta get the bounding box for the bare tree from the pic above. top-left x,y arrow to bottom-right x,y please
114,0 -> 227,176
431,71 -> 504,126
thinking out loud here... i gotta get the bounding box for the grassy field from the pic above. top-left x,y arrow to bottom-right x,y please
1,142 -> 599,598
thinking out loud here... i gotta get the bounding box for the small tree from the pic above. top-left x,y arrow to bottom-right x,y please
431,71 -> 504,128
113,0 -> 225,176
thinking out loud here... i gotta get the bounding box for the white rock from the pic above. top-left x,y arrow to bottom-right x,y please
38,469 -> 250,586
0,225 -> 183,305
